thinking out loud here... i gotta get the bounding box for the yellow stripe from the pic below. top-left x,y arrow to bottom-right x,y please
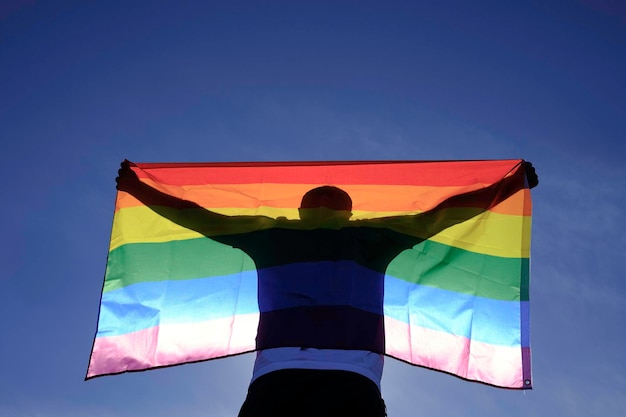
110,205 -> 530,258
116,182 -> 531,216
428,211 -> 531,258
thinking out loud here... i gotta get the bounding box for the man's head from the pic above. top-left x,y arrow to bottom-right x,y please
298,186 -> 352,223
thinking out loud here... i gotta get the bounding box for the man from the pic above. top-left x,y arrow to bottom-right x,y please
117,161 -> 538,417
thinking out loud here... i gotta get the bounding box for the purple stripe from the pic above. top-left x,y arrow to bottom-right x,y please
522,347 -> 532,388
520,292 -> 532,387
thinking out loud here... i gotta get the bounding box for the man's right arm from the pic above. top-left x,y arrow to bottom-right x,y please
116,160 -> 275,237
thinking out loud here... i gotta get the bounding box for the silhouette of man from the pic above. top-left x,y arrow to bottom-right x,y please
116,161 -> 538,417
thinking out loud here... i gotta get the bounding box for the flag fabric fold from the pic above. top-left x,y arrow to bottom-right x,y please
87,159 -> 533,389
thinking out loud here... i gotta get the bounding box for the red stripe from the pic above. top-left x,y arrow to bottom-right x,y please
129,160 -> 524,186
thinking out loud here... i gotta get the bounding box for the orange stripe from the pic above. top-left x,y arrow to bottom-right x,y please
116,181 -> 529,216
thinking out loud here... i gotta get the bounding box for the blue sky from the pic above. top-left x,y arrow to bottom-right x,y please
1,1 -> 625,416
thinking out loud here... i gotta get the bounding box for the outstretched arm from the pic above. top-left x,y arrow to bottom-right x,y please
362,160 -> 537,240
116,160 -> 275,237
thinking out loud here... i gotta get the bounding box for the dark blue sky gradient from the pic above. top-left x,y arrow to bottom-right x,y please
1,1 -> 625,416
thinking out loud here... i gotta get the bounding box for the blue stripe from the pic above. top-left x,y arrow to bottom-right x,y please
256,261 -> 383,313
384,275 -> 524,346
521,299 -> 531,346
97,262 -> 524,347
97,270 -> 259,337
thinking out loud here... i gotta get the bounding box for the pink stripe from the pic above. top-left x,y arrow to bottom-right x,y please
384,316 -> 526,389
88,313 -> 527,388
87,313 -> 259,378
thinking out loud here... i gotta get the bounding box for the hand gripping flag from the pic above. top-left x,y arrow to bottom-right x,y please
87,160 -> 534,389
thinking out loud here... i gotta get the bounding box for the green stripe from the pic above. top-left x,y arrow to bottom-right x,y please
104,238 -> 256,293
105,238 -> 526,301
388,240 -> 528,301
520,258 -> 530,302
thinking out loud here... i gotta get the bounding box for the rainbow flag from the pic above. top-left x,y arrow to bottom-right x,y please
87,160 -> 533,389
